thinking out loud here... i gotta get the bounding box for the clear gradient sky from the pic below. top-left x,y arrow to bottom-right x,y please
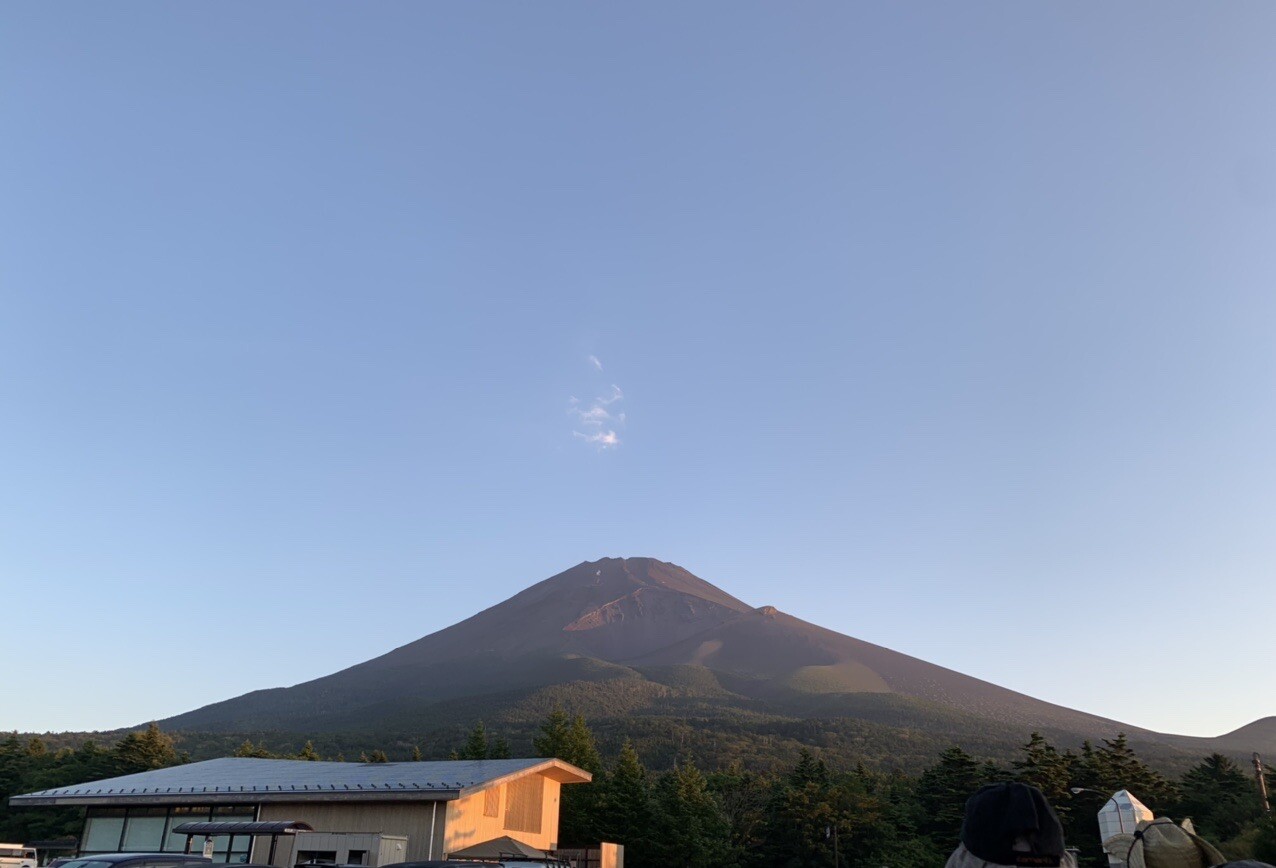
3,3 -> 1274,737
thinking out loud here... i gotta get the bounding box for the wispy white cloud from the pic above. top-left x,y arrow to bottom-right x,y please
569,376 -> 625,450
574,429 -> 620,448
588,355 -> 603,372
575,405 -> 613,425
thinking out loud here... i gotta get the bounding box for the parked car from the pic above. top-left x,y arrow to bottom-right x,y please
52,855 -> 212,868
0,844 -> 37,868
382,860 -> 569,868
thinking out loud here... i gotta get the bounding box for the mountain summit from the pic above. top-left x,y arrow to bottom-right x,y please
161,558 -> 1274,754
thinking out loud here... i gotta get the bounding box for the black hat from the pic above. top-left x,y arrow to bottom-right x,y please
961,782 -> 1067,867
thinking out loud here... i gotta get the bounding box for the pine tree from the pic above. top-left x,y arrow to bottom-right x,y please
1253,814 -> 1276,863
532,709 -> 601,771
595,741 -> 656,863
1013,733 -> 1071,816
650,760 -> 732,868
566,715 -> 602,774
917,746 -> 1001,854
410,745 -> 423,762
234,740 -> 272,758
1174,753 -> 1261,842
468,722 -> 490,759
454,722 -> 490,760
489,735 -> 512,760
115,723 -> 183,772
296,741 -> 321,761
1089,734 -> 1175,810
707,761 -> 769,860
539,712 -> 604,845
533,709 -> 572,760
761,756 -> 839,867
367,750 -> 389,763
790,748 -> 830,788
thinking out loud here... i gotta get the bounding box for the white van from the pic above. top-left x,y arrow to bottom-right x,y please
0,845 -> 36,868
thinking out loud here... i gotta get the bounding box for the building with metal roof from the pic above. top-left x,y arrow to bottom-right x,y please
8,757 -> 591,865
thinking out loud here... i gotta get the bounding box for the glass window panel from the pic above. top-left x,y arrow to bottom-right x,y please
123,813 -> 167,851
164,809 -> 210,852
215,838 -> 252,866
83,816 -> 126,852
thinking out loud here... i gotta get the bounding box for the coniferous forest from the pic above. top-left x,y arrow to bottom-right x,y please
2,717 -> 1275,867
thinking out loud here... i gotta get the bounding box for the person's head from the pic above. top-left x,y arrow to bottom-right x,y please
945,781 -> 1075,868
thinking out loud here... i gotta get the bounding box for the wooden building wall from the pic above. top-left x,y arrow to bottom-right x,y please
441,777 -> 564,856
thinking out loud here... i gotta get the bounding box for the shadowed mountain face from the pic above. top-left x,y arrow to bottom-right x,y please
160,558 -> 1274,753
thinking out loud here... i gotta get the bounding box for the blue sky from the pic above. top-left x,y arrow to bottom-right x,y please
2,3 -> 1273,737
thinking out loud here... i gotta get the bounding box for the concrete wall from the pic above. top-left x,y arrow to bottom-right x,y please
254,802 -> 446,864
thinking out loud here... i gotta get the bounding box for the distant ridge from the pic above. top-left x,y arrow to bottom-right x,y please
160,557 -> 1275,755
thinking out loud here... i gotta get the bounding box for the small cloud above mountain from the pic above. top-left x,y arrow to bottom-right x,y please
570,357 -> 624,450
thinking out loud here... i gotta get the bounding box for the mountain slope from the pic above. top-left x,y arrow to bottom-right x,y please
164,558 -> 746,730
160,558 -> 1268,754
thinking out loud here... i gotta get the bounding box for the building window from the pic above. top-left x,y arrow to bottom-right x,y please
503,776 -> 542,835
122,808 -> 167,851
346,852 -> 367,865
83,806 -> 256,863
163,809 -> 209,853
483,785 -> 501,819
82,810 -> 126,853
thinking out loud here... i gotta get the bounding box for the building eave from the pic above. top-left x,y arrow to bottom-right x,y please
454,758 -> 592,798
8,789 -> 462,808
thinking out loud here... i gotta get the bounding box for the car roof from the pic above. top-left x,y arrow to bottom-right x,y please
73,856 -> 212,864
380,862 -> 500,867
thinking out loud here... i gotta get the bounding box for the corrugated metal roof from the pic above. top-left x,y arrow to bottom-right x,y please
9,757 -> 588,807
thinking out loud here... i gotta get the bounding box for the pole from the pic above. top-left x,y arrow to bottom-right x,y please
428,801 -> 437,860
1256,754 -> 1271,814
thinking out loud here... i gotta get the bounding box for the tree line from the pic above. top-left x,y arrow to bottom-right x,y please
517,714 -> 1276,867
2,718 -> 1274,867
0,724 -> 184,845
